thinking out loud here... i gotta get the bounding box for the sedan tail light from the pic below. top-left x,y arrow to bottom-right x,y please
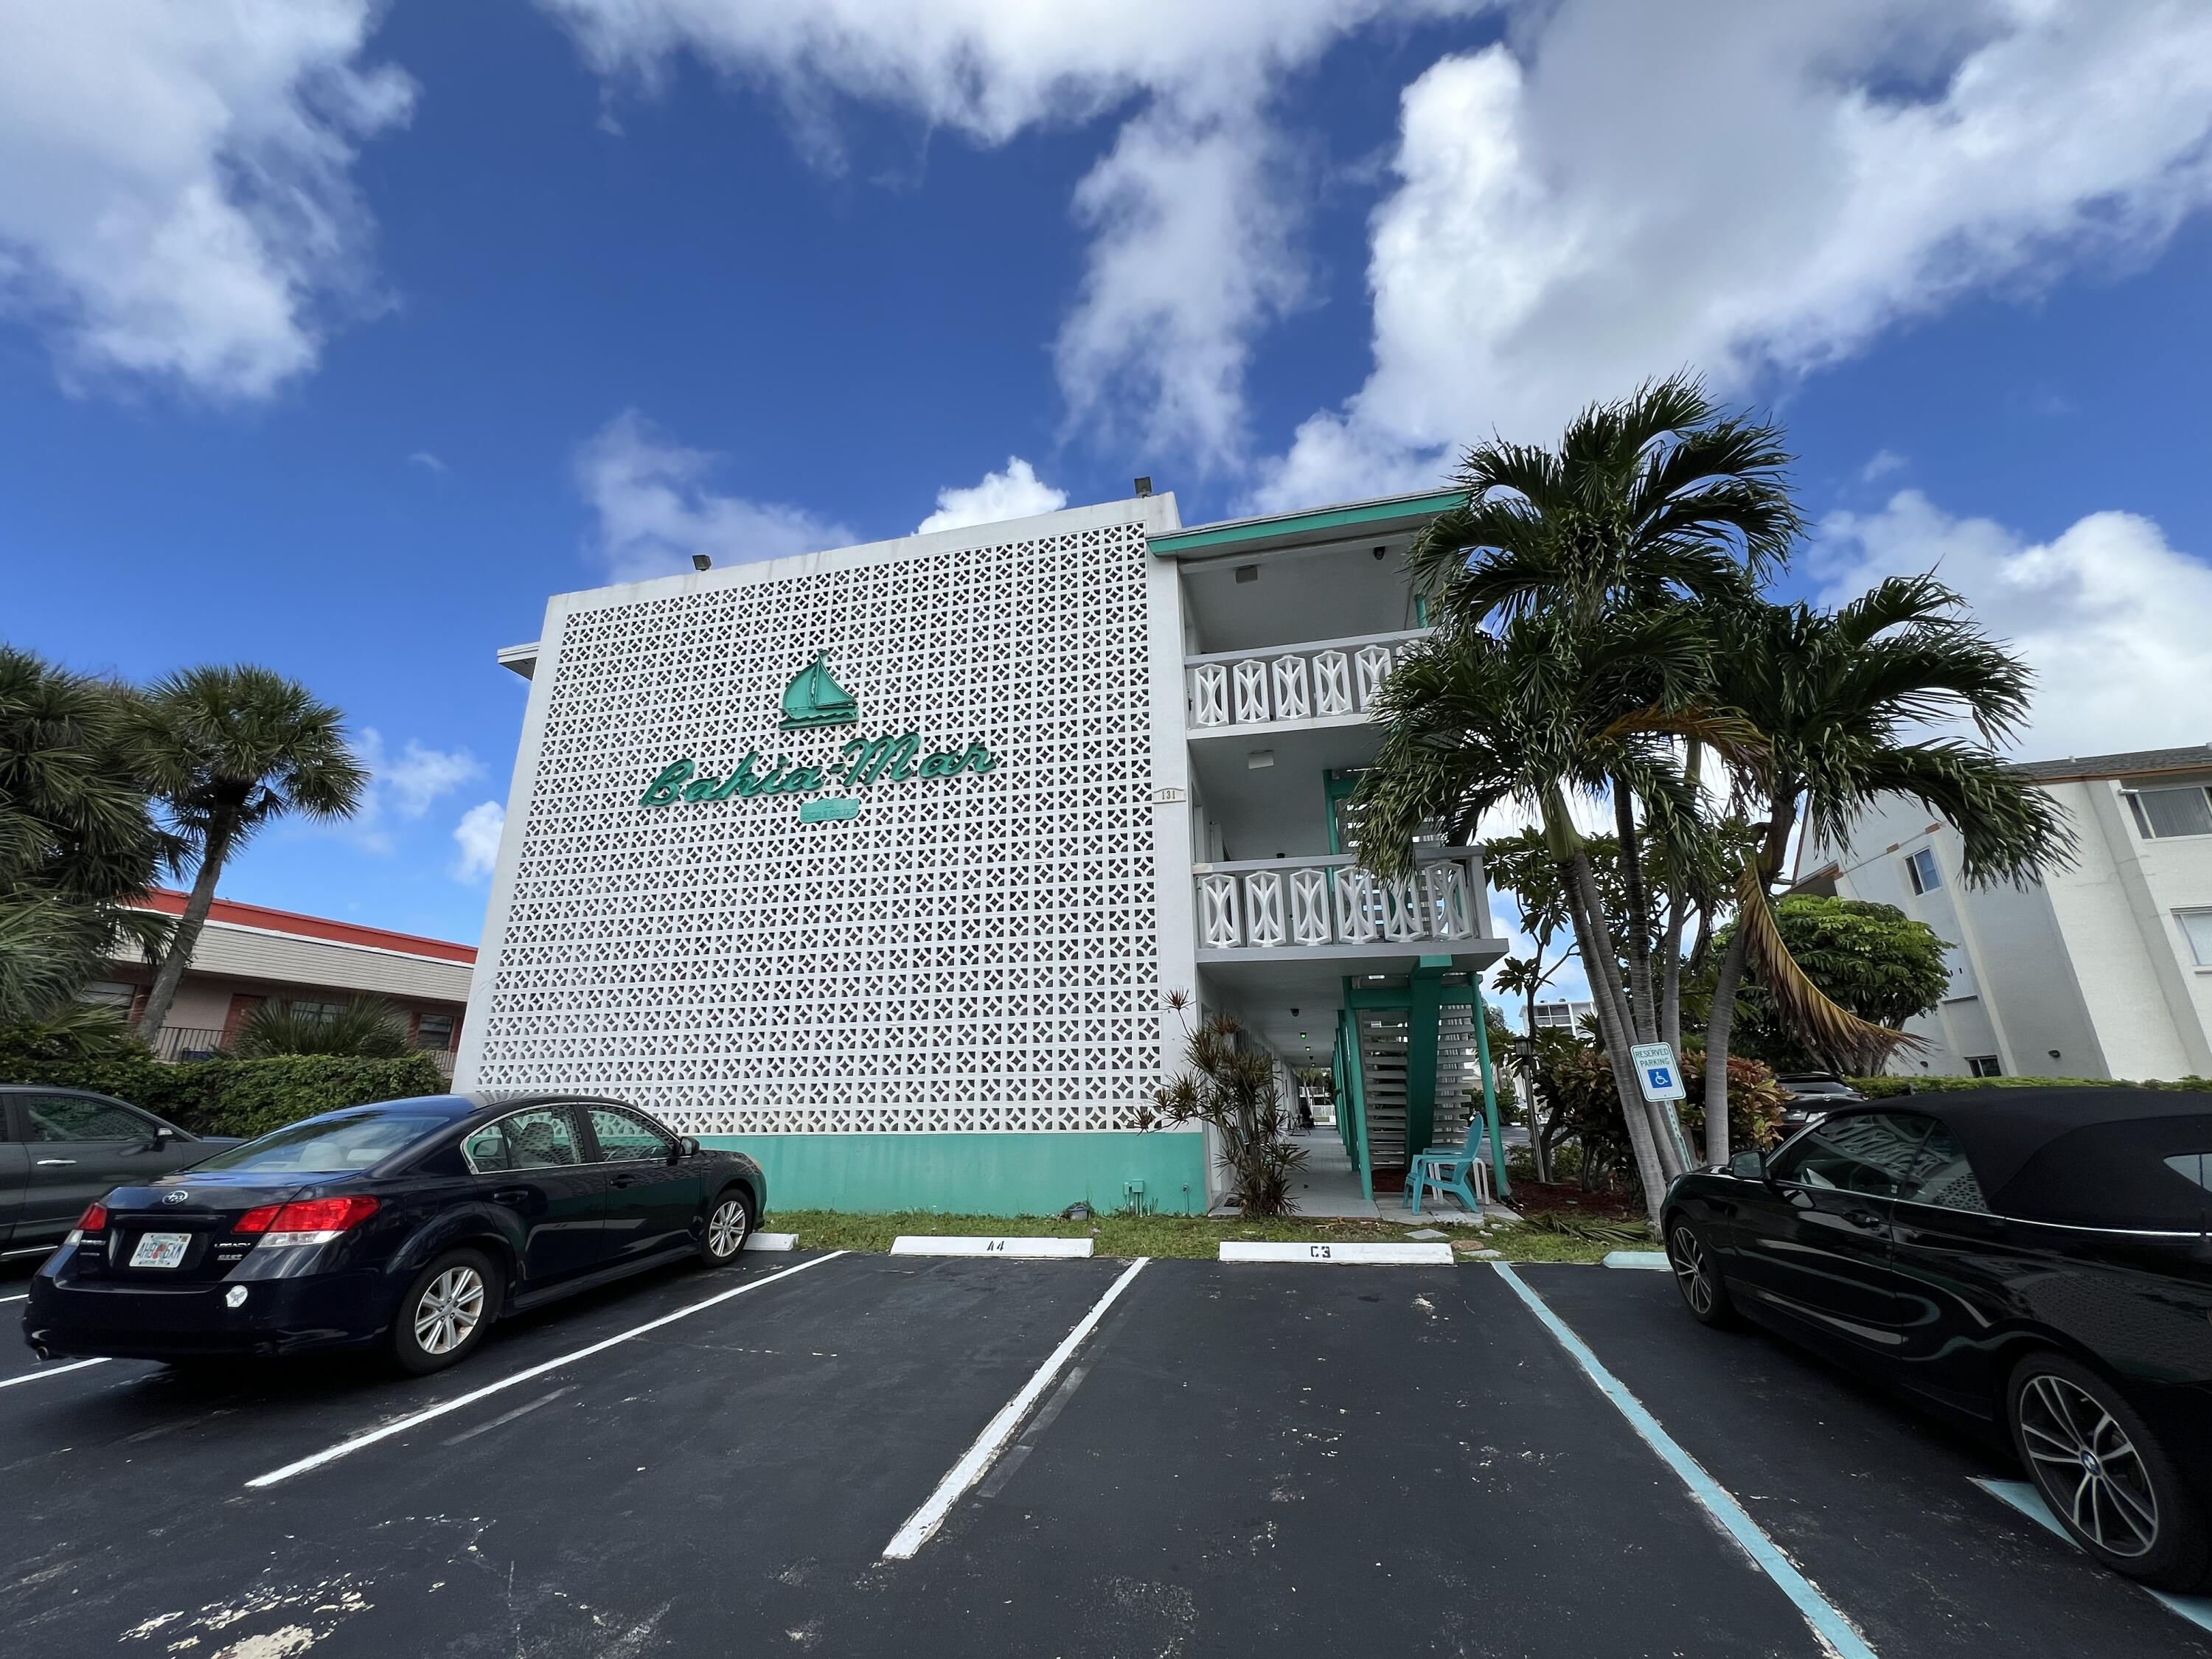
66,1203 -> 108,1243
235,1196 -> 380,1247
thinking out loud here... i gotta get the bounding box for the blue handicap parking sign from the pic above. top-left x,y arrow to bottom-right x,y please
1646,1066 -> 1674,1090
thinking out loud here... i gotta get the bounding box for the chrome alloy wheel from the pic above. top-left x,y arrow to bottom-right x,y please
1668,1225 -> 1715,1318
414,1265 -> 487,1357
2020,1372 -> 2160,1558
706,1197 -> 749,1259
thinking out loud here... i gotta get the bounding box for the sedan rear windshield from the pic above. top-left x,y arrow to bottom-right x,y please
193,1113 -> 448,1174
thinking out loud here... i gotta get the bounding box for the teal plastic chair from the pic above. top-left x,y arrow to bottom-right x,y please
1405,1117 -> 1491,1215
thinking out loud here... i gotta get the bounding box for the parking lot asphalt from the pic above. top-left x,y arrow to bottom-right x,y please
4,1251 -> 2208,1658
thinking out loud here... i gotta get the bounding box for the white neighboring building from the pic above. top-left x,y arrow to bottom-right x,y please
1795,745 -> 2212,1082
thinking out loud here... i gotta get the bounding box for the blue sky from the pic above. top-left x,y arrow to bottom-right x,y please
4,1 -> 2211,959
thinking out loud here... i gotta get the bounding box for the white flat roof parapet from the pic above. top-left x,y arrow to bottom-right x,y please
497,641 -> 539,680
543,495 -> 1181,619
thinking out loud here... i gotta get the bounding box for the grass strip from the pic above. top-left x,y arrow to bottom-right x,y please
765,1208 -> 1622,1265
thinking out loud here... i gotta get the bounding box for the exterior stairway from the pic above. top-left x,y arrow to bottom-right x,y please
1354,1010 -> 1410,1179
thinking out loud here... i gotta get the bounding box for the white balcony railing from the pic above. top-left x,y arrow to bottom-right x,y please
1186,627 -> 1430,731
1194,849 -> 1486,952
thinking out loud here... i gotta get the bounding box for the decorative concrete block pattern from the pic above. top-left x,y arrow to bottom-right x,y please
471,517 -> 1164,1135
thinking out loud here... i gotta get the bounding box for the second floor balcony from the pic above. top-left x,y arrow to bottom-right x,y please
1185,627 -> 1430,734
1193,846 -> 1495,960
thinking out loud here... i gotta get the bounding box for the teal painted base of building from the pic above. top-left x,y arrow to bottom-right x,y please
697,1130 -> 1211,1218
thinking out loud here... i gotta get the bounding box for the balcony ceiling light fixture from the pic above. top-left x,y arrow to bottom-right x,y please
1248,750 -> 1274,770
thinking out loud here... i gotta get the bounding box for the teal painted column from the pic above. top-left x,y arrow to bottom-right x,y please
1338,991 -> 1374,1202
1402,956 -> 1449,1160
1472,985 -> 1510,1200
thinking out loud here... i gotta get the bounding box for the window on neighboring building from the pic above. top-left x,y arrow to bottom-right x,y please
415,1012 -> 456,1049
2129,785 -> 2212,839
1905,847 -> 1941,894
75,979 -> 134,1009
1966,1055 -> 2002,1077
288,999 -> 346,1027
2180,909 -> 2212,968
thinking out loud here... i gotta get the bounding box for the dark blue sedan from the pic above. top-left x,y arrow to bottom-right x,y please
23,1093 -> 767,1375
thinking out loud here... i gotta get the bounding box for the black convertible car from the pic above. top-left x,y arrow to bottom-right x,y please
23,1093 -> 766,1376
1662,1088 -> 2212,1592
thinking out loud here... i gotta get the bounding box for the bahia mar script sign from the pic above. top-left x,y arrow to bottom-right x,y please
637,653 -> 1000,824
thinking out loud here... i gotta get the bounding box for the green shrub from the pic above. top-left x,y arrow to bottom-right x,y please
1851,1074 -> 2212,1097
0,1051 -> 449,1138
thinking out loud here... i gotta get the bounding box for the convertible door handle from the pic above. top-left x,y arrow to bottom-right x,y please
609,1174 -> 641,1189
1844,1210 -> 1884,1231
492,1188 -> 532,1205
35,1158 -> 77,1166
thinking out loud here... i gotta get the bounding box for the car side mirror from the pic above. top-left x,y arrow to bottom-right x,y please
142,1125 -> 176,1152
675,1135 -> 700,1161
1727,1149 -> 1766,1181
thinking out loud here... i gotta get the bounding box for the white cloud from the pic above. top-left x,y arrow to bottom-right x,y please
575,409 -> 854,581
1813,490 -> 2212,762
452,801 -> 505,882
916,456 -> 1067,534
407,450 -> 449,476
1057,110 -> 1309,467
345,729 -> 483,854
1860,450 -> 1908,484
534,0 -> 1478,471
1257,0 -> 2212,508
0,2 -> 414,400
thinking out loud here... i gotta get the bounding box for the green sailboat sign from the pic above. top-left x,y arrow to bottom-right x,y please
778,652 -> 858,730
639,652 -> 998,818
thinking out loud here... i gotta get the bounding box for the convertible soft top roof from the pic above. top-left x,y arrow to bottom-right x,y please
1866,1089 -> 2212,1231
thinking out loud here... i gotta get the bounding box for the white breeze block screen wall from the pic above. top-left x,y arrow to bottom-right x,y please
464,509 -> 1168,1137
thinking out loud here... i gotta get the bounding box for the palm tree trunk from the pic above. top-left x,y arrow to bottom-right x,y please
1575,849 -> 1688,1186
1702,922 -> 1747,1168
1613,779 -> 1658,1045
1560,849 -> 1673,1223
1702,795 -> 1797,1167
1658,740 -> 1699,1062
1521,978 -> 1551,1183
133,815 -> 232,1043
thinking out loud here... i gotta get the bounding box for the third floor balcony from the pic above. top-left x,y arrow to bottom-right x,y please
1184,627 -> 1431,735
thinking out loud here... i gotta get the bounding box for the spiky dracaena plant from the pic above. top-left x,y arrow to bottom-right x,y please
1698,580 -> 2075,1161
1141,996 -> 1307,1217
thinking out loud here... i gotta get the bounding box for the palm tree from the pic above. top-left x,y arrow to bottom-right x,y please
1356,608 -> 1760,1226
133,666 -> 367,1041
1362,376 -> 1797,1223
0,645 -> 172,1026
230,995 -> 411,1058
1405,375 -> 1800,1092
1697,579 -> 2076,1162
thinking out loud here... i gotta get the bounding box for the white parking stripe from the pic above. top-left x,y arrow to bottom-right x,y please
244,1251 -> 846,1489
0,1357 -> 109,1390
1,1293 -> 28,1304
1492,1263 -> 1879,1659
883,1256 -> 1148,1559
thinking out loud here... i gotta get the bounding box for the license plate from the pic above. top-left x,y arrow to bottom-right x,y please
129,1232 -> 192,1269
